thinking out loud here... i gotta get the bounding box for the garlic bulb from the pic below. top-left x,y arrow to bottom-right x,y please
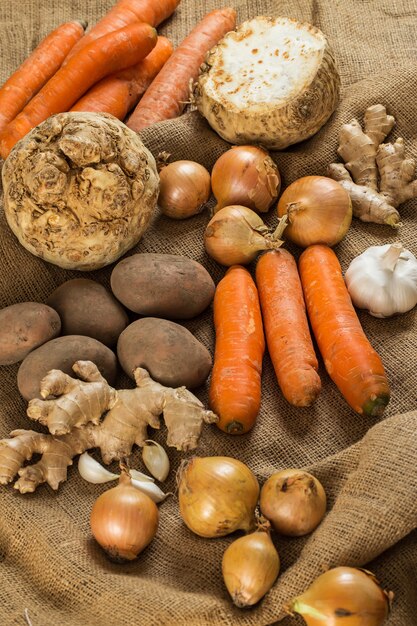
345,243 -> 417,318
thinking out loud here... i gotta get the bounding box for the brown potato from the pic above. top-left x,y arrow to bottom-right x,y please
117,318 -> 212,389
47,278 -> 129,347
17,335 -> 118,401
110,253 -> 215,319
0,302 -> 61,365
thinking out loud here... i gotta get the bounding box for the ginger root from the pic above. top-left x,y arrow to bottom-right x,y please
0,361 -> 218,492
327,104 -> 417,226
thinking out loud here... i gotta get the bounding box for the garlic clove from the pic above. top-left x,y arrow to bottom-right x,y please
142,440 -> 170,482
78,452 -> 119,484
130,477 -> 168,503
129,468 -> 155,483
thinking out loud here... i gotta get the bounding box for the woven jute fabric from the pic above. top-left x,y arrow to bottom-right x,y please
1,1 -> 417,625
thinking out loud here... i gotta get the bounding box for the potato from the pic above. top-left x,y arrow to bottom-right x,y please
110,253 -> 215,319
0,302 -> 61,365
47,278 -> 129,347
17,335 -> 118,401
117,318 -> 212,389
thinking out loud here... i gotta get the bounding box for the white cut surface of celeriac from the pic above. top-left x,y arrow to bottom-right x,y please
195,16 -> 340,149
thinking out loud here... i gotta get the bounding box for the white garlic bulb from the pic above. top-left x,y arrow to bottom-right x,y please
345,242 -> 417,317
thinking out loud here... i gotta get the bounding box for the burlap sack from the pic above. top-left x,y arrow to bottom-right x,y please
0,1 -> 416,625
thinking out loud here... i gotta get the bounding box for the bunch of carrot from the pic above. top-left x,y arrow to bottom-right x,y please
209,245 -> 390,435
0,1 -> 237,160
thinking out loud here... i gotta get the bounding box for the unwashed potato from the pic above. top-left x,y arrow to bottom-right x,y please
0,302 -> 61,365
47,278 -> 129,347
110,253 -> 215,319
117,318 -> 212,389
17,335 -> 118,401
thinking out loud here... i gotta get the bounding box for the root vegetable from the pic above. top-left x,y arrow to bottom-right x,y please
194,16 -> 340,149
17,335 -> 118,401
260,469 -> 326,536
117,318 -> 212,389
286,567 -> 393,625
277,176 -> 352,248
178,456 -> 259,538
209,265 -> 265,434
222,521 -> 280,607
256,250 -> 321,407
110,253 -> 215,320
211,145 -> 281,214
2,112 -> 159,270
0,302 -> 61,365
0,363 -> 218,492
47,278 -> 129,347
299,245 -> 390,417
90,469 -> 159,562
157,160 -> 211,219
328,104 -> 417,227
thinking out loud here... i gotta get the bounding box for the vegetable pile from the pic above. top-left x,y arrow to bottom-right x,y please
1,1 -> 415,624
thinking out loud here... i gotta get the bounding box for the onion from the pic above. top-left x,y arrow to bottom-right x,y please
204,205 -> 287,266
211,145 -> 281,214
90,469 -> 159,562
277,176 -> 352,247
222,520 -> 280,607
259,469 -> 326,536
286,567 -> 393,625
157,159 -> 211,219
178,456 -> 259,538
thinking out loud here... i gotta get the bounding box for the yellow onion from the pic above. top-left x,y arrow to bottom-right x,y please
204,205 -> 287,266
178,456 -> 259,538
222,520 -> 280,607
158,159 -> 211,219
277,176 -> 352,247
90,470 -> 159,562
211,145 -> 281,213
286,567 -> 393,626
260,469 -> 326,536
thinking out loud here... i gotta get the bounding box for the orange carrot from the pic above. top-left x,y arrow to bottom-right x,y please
127,7 -> 237,132
256,250 -> 321,407
0,20 -> 87,134
70,36 -> 173,120
0,22 -> 157,159
299,244 -> 390,417
209,265 -> 265,435
65,0 -> 180,62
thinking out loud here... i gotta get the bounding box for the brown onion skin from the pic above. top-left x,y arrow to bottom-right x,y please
178,456 -> 260,538
260,469 -> 326,536
212,145 -> 281,213
90,472 -> 159,562
158,160 -> 211,219
277,175 -> 352,247
288,567 -> 393,626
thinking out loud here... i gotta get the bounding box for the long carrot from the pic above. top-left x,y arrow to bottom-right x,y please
0,20 -> 87,135
127,7 -> 236,132
256,250 -> 321,407
65,0 -> 180,62
209,265 -> 265,435
0,22 -> 157,159
299,244 -> 390,417
70,36 -> 173,120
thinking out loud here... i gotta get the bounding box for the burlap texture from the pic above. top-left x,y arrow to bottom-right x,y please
1,1 -> 417,625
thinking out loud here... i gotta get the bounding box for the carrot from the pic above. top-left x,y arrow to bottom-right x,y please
256,250 -> 321,407
298,244 -> 390,417
127,7 -> 237,132
70,36 -> 173,120
64,0 -> 181,62
0,22 -> 157,159
0,20 -> 87,135
209,265 -> 265,435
